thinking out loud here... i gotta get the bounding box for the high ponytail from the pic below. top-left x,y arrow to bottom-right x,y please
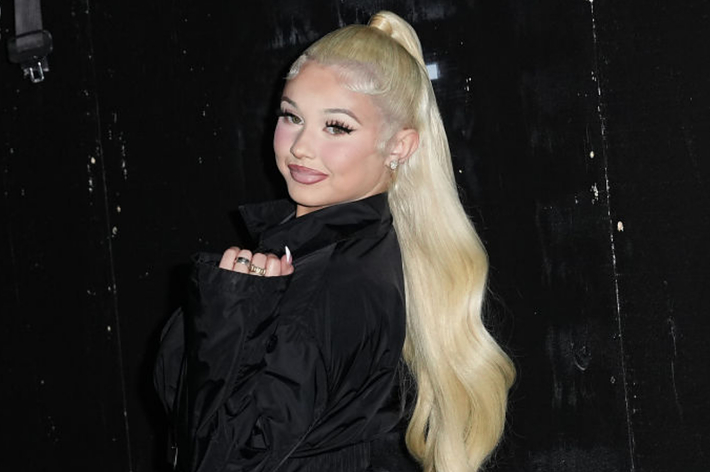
368,12 -> 425,68
287,11 -> 515,472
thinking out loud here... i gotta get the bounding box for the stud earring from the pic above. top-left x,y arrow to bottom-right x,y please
388,160 -> 399,170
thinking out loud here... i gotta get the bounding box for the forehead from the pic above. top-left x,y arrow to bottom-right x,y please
282,63 -> 380,118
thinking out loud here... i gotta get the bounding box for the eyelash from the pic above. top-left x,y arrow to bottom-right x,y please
325,120 -> 354,135
277,109 -> 354,135
277,109 -> 302,125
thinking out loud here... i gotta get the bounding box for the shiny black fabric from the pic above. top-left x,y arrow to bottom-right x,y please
154,193 -> 421,472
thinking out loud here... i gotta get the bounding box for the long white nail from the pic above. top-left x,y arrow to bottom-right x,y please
285,245 -> 292,264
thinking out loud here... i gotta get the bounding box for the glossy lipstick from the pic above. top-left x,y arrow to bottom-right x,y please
288,164 -> 328,184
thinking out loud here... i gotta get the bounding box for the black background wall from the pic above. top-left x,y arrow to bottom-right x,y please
1,1 -> 708,471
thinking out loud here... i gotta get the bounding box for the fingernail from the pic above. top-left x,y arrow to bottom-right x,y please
285,245 -> 292,264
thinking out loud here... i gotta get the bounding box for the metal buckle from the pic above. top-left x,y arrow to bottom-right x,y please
26,61 -> 46,83
7,30 -> 53,82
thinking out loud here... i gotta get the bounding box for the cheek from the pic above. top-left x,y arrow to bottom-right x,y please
322,139 -> 383,182
320,140 -> 371,172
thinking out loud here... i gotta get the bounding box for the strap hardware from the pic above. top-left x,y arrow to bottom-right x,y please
7,30 -> 53,83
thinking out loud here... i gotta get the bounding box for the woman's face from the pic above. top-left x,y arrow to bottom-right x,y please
273,62 -> 390,217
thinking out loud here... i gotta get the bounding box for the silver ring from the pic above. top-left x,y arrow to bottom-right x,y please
235,256 -> 251,266
248,263 -> 266,276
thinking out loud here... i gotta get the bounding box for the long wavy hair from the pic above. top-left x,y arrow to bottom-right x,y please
287,11 -> 515,472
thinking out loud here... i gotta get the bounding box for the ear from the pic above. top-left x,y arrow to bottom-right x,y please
388,128 -> 419,164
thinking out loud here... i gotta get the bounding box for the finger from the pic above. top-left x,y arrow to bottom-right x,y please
249,253 -> 267,277
219,246 -> 241,270
280,253 -> 294,276
264,254 -> 281,277
232,249 -> 253,274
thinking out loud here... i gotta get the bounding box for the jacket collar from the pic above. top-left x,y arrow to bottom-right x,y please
238,193 -> 392,258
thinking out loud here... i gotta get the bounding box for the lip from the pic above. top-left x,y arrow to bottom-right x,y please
287,164 -> 328,184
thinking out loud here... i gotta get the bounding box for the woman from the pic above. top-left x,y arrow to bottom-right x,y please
155,11 -> 515,472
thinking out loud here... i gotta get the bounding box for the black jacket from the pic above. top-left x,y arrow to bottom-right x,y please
154,193 -> 421,472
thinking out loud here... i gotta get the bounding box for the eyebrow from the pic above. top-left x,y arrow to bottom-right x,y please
324,108 -> 362,125
281,96 -> 362,125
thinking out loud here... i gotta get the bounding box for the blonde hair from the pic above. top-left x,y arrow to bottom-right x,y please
287,11 -> 515,472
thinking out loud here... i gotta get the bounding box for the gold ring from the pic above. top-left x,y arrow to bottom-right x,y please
248,263 -> 266,276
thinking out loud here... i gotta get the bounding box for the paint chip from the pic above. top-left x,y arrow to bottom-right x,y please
617,221 -> 624,232
589,151 -> 595,158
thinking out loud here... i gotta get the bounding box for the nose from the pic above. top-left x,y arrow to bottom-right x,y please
290,128 -> 315,160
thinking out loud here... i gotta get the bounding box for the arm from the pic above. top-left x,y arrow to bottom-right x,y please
158,252 -> 327,472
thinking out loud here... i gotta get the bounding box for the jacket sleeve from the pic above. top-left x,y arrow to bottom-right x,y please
154,252 -> 328,472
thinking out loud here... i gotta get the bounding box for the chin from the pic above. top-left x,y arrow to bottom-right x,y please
288,192 -> 329,209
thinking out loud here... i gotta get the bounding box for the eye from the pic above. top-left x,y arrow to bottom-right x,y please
325,120 -> 354,135
278,109 -> 303,125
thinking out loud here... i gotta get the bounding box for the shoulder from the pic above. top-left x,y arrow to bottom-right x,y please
310,229 -> 406,349
328,226 -> 403,289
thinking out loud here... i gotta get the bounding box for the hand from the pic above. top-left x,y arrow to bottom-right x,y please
218,246 -> 294,277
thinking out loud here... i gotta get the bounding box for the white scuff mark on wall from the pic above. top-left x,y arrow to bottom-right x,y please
617,221 -> 624,232
589,150 -> 595,159
107,325 -> 112,333
116,205 -> 121,213
464,76 -> 472,92
119,137 -> 127,158
589,0 -> 635,462
87,156 -> 95,193
112,226 -> 118,236
590,183 -> 599,203
120,159 -> 128,180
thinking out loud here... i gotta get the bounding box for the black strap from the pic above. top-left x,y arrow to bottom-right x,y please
6,0 -> 53,83
15,0 -> 44,33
